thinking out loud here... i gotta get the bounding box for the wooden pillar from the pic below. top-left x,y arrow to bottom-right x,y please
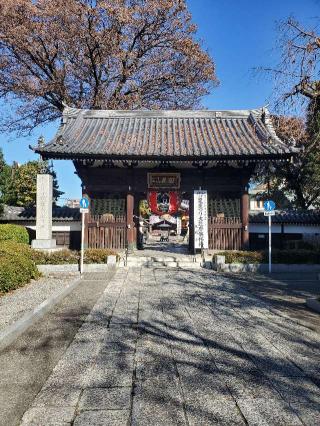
126,192 -> 135,251
240,188 -> 249,250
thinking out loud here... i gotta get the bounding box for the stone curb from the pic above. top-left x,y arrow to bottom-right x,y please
38,258 -> 118,274
306,297 -> 320,313
0,277 -> 82,351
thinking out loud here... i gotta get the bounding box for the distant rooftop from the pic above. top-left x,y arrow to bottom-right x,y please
0,205 -> 80,222
250,210 -> 320,225
33,106 -> 298,162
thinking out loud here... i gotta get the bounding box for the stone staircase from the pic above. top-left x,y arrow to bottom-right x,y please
120,255 -> 211,269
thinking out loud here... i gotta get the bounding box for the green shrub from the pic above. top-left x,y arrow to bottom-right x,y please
31,249 -> 79,265
216,249 -> 320,264
0,240 -> 33,258
31,248 -> 118,265
0,241 -> 40,293
217,250 -> 266,264
0,224 -> 29,244
84,248 -> 118,264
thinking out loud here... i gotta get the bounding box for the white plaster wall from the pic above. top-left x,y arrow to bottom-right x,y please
26,222 -> 81,232
249,224 -> 282,233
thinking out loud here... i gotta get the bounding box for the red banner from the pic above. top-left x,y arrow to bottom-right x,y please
148,191 -> 179,215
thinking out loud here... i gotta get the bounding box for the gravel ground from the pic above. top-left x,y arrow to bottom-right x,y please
0,273 -> 79,332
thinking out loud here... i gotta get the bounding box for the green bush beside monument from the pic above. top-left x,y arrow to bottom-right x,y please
0,224 -> 29,244
0,240 -> 40,293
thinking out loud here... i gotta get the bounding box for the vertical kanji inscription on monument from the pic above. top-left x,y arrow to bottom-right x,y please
31,174 -> 56,249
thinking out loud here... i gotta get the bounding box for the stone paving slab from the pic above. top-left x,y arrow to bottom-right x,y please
20,406 -> 75,426
78,386 -> 132,410
237,398 -> 303,425
20,267 -> 320,425
73,409 -> 131,426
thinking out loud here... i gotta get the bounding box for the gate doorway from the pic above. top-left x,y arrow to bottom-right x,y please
136,193 -> 190,254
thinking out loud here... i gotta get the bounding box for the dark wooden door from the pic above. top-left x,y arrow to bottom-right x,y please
208,217 -> 242,250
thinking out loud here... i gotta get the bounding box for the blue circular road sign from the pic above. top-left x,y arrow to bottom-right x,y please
264,200 -> 275,211
80,197 -> 89,209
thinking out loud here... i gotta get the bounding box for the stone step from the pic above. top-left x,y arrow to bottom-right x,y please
121,255 -> 209,269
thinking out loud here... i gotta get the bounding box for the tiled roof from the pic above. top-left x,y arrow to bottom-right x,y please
0,205 -> 81,222
34,107 -> 297,161
250,211 -> 320,225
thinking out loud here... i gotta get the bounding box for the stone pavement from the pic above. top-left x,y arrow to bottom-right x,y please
20,267 -> 320,425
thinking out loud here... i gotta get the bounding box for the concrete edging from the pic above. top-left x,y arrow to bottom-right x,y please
37,260 -> 117,274
306,298 -> 320,313
38,264 -> 79,273
0,277 -> 82,351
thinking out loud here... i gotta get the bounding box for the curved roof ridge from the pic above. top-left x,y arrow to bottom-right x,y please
62,105 -> 263,119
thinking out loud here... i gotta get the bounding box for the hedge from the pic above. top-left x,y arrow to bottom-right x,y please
84,248 -> 118,264
31,249 -> 80,265
31,248 -> 118,265
217,251 -> 265,264
0,241 -> 40,293
0,224 -> 29,244
217,249 -> 320,264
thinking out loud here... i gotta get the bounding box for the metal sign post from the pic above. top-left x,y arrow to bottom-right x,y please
268,214 -> 272,274
79,197 -> 89,275
264,200 -> 276,274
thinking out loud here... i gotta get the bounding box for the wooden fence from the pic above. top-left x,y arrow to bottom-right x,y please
87,215 -> 127,250
208,217 -> 242,250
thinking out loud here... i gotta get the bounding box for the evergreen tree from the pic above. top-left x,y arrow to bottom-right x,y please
0,149 -> 12,213
2,157 -> 64,207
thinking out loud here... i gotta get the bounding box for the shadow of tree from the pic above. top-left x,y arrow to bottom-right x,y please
10,267 -> 320,425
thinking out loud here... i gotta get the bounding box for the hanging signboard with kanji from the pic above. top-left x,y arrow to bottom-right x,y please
147,173 -> 180,189
194,190 -> 208,249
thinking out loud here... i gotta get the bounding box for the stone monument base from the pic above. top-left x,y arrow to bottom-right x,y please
32,239 -> 57,250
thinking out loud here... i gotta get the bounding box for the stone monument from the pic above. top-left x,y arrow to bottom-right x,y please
31,174 -> 56,250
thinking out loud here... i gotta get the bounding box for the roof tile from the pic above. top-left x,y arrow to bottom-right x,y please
35,108 -> 297,160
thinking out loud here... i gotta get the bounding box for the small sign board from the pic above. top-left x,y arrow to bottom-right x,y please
80,197 -> 90,275
264,200 -> 275,211
263,200 -> 275,274
80,197 -> 89,209
147,173 -> 180,189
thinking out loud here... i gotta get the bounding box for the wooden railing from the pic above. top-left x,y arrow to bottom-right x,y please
208,217 -> 242,250
87,215 -> 127,250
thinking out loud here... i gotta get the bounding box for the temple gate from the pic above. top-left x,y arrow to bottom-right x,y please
34,107 -> 296,252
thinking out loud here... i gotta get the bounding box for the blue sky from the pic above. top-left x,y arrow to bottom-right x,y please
0,0 -> 319,203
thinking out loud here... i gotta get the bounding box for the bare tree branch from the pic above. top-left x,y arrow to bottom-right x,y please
0,0 -> 218,134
